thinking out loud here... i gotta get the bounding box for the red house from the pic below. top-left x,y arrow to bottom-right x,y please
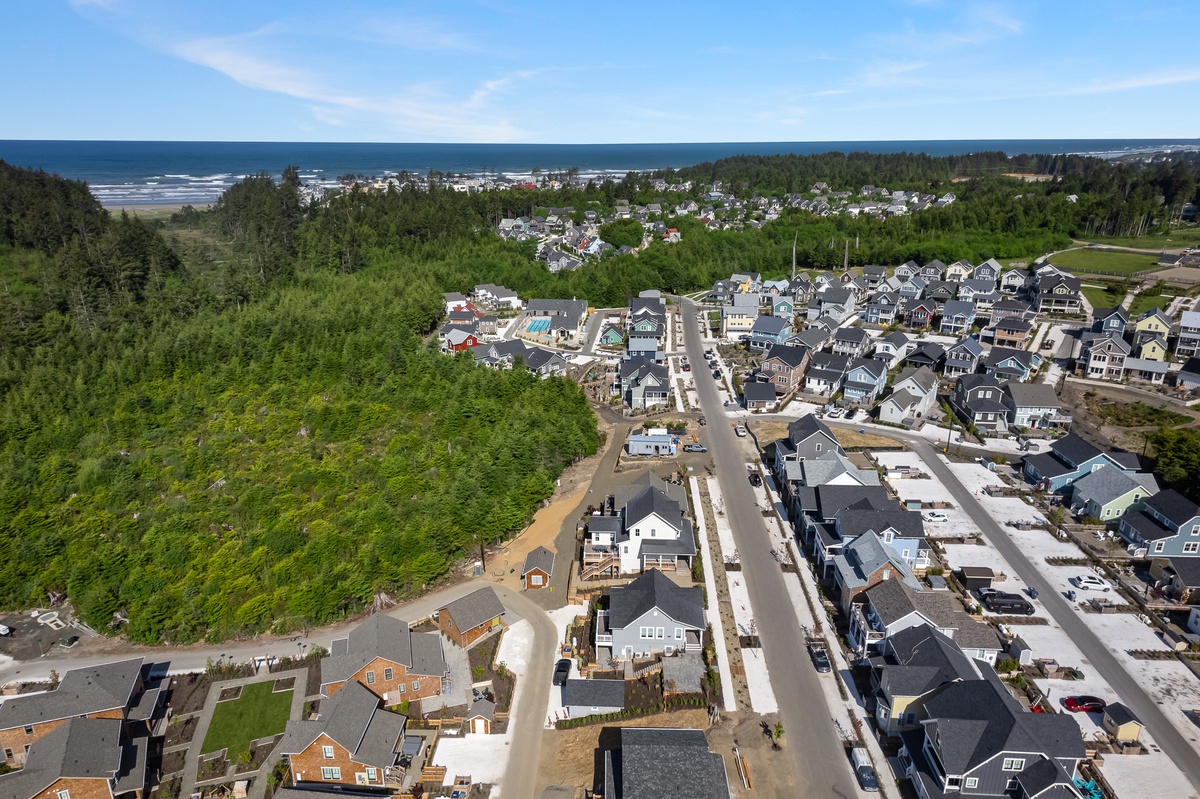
904,299 -> 937,329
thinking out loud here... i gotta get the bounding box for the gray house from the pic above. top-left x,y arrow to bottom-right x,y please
602,728 -> 731,799
618,358 -> 670,410
562,679 -> 625,717
596,569 -> 705,660
1002,382 -> 1062,431
773,415 -> 844,476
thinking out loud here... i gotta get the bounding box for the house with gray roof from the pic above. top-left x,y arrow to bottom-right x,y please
617,357 -> 670,410
321,614 -> 449,704
596,570 -> 705,660
842,357 -> 887,404
748,314 -> 792,350
562,679 -> 625,717
1069,468 -> 1158,523
869,624 -> 984,735
1118,489 -> 1200,558
280,680 -> 406,790
950,374 -> 1008,433
602,728 -> 730,799
773,415 -> 843,476
0,718 -> 148,799
874,331 -> 913,369
984,347 -> 1039,383
521,546 -> 556,590
437,587 -> 506,648
898,672 -> 1085,799
830,531 -> 922,614
0,657 -> 149,767
938,300 -> 977,336
1002,382 -> 1063,431
943,337 -> 985,379
832,327 -> 873,358
1022,433 -> 1138,493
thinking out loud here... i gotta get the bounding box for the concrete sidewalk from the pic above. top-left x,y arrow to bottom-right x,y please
689,476 -> 737,711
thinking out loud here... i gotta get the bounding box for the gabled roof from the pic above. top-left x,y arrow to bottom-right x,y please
0,657 -> 143,730
0,718 -> 131,799
522,546 -> 556,577
624,486 -> 683,531
764,343 -> 809,369
940,300 -> 976,319
441,587 -> 505,634
881,624 -> 982,697
893,365 -> 939,394
786,414 -> 838,447
906,342 -> 945,363
323,614 -> 447,683
835,326 -> 871,344
947,337 -> 985,359
833,532 -> 921,593
1144,489 -> 1200,527
608,569 -> 705,630
743,382 -> 777,402
750,315 -> 790,336
1003,382 -> 1060,409
994,316 -> 1033,332
1069,468 -> 1156,508
279,680 -> 405,769
467,698 -> 496,721
563,679 -> 625,709
606,728 -> 730,799
1049,434 -> 1103,468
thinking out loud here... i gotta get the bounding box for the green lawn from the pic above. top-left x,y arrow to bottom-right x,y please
1081,284 -> 1123,311
1084,230 -> 1200,250
1129,293 -> 1168,316
201,681 -> 293,757
1050,249 -> 1159,276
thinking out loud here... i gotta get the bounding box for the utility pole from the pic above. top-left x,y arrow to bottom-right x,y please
843,240 -> 849,272
791,233 -> 798,280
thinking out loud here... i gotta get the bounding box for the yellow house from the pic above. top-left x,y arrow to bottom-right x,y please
944,260 -> 971,281
871,623 -> 983,736
1134,308 -> 1171,338
1102,702 -> 1143,744
1138,335 -> 1168,362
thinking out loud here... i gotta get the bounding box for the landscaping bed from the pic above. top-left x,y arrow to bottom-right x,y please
164,715 -> 198,747
467,634 -> 515,713
162,749 -> 187,776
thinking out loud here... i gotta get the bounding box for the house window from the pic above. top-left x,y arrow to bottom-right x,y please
384,668 -> 394,681
816,443 -> 822,453
323,746 -> 335,759
321,767 -> 342,781
640,626 -> 652,639
1184,543 -> 1199,554
365,671 -> 375,684
1192,525 -> 1200,535
1002,758 -> 1026,772
676,628 -> 684,640
57,791 -> 70,799
657,627 -> 665,639
367,768 -> 378,781
2,749 -> 10,761
412,681 -> 420,691
1154,542 -> 1165,553
23,726 -> 32,735
965,777 -> 979,788
397,683 -> 405,694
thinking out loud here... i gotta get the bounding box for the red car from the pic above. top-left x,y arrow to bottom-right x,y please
1064,695 -> 1107,713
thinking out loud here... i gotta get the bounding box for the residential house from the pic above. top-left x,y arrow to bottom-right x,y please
984,347 -> 1039,382
472,283 -> 522,310
442,292 -> 470,314
321,615 -> 448,704
791,485 -> 893,551
905,342 -> 946,371
1035,272 -> 1083,314
804,352 -> 851,397
830,531 -> 921,614
956,279 -> 996,302
762,278 -> 790,297
611,486 -> 697,575
923,281 -> 956,304
848,578 -> 1003,663
1178,311 -> 1200,358
951,375 -> 1008,433
898,675 -> 1086,799
0,718 -> 149,799
973,258 -> 1001,283
1118,490 -> 1200,558
807,286 -> 856,323
894,260 -> 918,281
527,299 -> 588,341
874,331 -> 913,369
970,291 -> 1003,321
773,415 -> 844,480
626,324 -> 664,363
1177,357 -> 1200,391
862,264 -> 887,290
280,680 -> 406,790
770,295 -> 795,318
918,260 -> 946,281
1133,308 -> 1172,346
1150,557 -> 1200,605
991,317 -> 1033,349
778,452 -> 881,505
748,315 -> 793,351
597,323 -> 624,347
758,344 -> 811,397
627,429 -> 677,457
879,367 -> 939,425
1091,306 -> 1129,336
437,588 -> 505,648
943,337 -> 985,379
1022,433 -> 1139,493
999,268 -> 1028,294
707,279 -> 738,304
898,276 -> 928,301
789,275 -> 814,306
831,327 -> 873,358
869,624 -> 985,735
618,358 -> 671,410
1078,332 -> 1129,381
1069,468 -> 1159,523
790,321 -> 834,351
991,298 -> 1033,319
521,547 -> 555,590
562,680 -> 624,718
938,300 -> 976,336
944,259 -> 972,282
0,658 -> 152,767
1137,334 -> 1169,362
863,291 -> 901,325
440,326 -> 481,354
842,358 -> 888,404
600,728 -> 731,799
1002,382 -> 1062,431
596,570 -> 705,659
743,382 -> 778,410
904,299 -> 938,329
731,271 -> 763,293
720,293 -> 759,337
469,340 -> 567,377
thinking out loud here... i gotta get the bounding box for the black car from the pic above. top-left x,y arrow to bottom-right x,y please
552,658 -> 571,686
711,371 -> 721,379
748,473 -> 763,487
808,643 -> 832,673
983,592 -> 1035,615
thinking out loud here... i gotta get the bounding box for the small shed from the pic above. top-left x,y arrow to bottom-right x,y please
521,546 -> 556,590
467,697 -> 496,735
1008,635 -> 1035,667
562,679 -> 625,717
958,566 -> 995,591
1102,702 -> 1143,744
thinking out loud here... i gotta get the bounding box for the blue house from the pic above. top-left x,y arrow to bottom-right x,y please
938,300 -> 977,336
984,347 -> 1040,383
1022,433 -> 1139,492
1119,490 -> 1200,558
772,296 -> 795,317
842,358 -> 887,404
749,315 -> 793,350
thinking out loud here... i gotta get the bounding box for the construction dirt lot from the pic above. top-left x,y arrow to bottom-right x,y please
1059,381 -> 1200,453
535,708 -> 799,798
749,418 -> 899,451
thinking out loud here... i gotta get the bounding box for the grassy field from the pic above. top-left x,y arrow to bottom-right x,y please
1081,284 -> 1123,311
1090,399 -> 1190,428
1083,230 -> 1200,250
1129,293 -> 1169,316
1050,249 -> 1159,276
201,681 -> 293,757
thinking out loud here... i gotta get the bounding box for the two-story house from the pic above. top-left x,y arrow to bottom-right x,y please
999,268 -> 1028,295
1091,306 -> 1129,336
938,300 -> 976,336
863,291 -> 901,325
1178,310 -> 1200,358
831,327 -> 873,358
280,680 -> 407,790
904,299 -> 938,329
894,260 -> 918,281
830,531 -> 922,614
842,358 -> 888,404
320,614 -> 449,704
773,415 -> 844,477
944,259 -> 972,282
905,341 -> 946,371
1133,307 -> 1172,346
720,293 -> 759,337
1001,382 -> 1062,431
618,357 -> 670,410
898,276 -> 928,301
943,337 -> 985,379
951,375 -> 1008,433
602,728 -> 731,799
870,624 -> 984,736
918,260 -> 946,281
595,569 -> 705,660
973,258 -> 1001,283
807,286 -> 855,323
1078,331 -> 1129,381
0,718 -> 150,799
804,352 -> 851,397
1119,490 -> 1200,558
923,281 -> 957,304
955,279 -> 995,302
1069,468 -> 1159,523
848,578 -> 1002,663
984,347 -> 1039,383
991,317 -> 1032,349
1022,433 -> 1139,493
879,366 -> 939,425
874,331 -> 913,369
771,295 -> 795,318
748,315 -> 793,350
608,486 -> 697,575
758,344 -> 811,397
1035,272 -> 1083,314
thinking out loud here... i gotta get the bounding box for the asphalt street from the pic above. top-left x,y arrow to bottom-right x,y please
825,423 -> 1200,796
680,298 -> 864,797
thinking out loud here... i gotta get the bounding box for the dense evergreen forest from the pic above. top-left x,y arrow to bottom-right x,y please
0,147 -> 1196,643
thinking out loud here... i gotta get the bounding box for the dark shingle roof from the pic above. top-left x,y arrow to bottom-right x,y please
442,587 -> 505,634
0,657 -> 143,729
1145,489 -> 1200,527
468,698 -> 496,721
1049,434 -> 1103,468
607,728 -> 730,799
882,624 -> 982,697
743,382 -> 776,402
609,570 -> 705,631
279,680 -> 404,769
764,344 -> 809,368
0,718 -> 130,799
563,679 -> 625,710
522,546 -> 556,577
1104,702 -> 1141,727
624,486 -> 683,532
322,614 -> 446,684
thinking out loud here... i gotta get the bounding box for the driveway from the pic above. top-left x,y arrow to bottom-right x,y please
679,298 -> 864,797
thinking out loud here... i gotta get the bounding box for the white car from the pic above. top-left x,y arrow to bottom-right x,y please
922,511 -> 948,522
826,408 -> 845,419
1073,575 -> 1110,592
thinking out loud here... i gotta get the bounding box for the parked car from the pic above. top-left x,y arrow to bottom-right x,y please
683,443 -> 708,453
682,363 -> 691,372
734,425 -> 748,437
1073,575 -> 1110,592
808,642 -> 832,673
1064,695 -> 1107,713
552,658 -> 571,686
698,416 -> 706,426
711,371 -> 721,379
922,511 -> 948,522
826,407 -> 845,419
850,747 -> 879,793
983,592 -> 1035,615
748,473 -> 762,487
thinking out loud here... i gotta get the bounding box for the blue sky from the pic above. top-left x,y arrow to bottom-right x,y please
2,0 -> 1199,143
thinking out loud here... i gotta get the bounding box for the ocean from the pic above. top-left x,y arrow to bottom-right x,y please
2,139 -> 1197,207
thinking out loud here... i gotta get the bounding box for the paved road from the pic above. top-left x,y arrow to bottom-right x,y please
823,422 -> 1200,795
679,299 -> 862,797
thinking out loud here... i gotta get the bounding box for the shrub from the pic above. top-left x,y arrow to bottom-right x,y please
996,657 -> 1020,674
